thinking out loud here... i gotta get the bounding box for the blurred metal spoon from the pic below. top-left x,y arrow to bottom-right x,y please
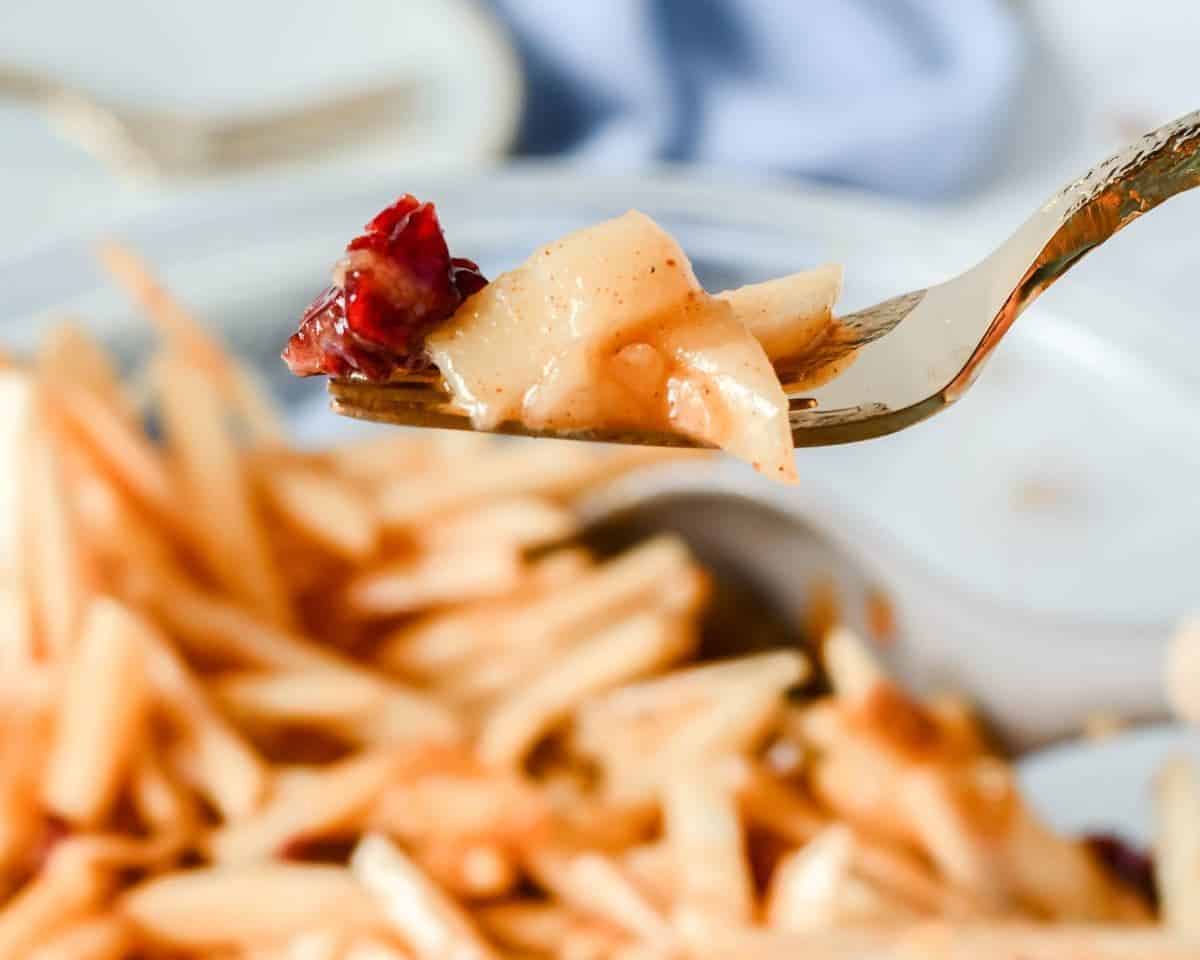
575,479 -> 1175,754
575,488 -> 893,693
0,63 -> 413,176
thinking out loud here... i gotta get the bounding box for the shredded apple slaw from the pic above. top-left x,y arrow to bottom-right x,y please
0,245 -> 1195,959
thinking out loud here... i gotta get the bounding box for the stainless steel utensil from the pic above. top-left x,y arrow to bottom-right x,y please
575,472 -> 1170,750
575,484 -> 889,685
330,109 -> 1200,447
0,64 -> 412,176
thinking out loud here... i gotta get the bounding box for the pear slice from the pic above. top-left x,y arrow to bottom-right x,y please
427,211 -> 797,481
719,263 -> 843,363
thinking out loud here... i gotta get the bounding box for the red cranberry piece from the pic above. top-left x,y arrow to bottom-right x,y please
283,285 -> 405,380
451,257 -> 488,299
283,194 -> 487,380
1085,832 -> 1157,906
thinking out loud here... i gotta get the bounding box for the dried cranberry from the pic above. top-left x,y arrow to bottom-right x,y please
282,285 -> 403,380
279,833 -> 358,863
1085,832 -> 1157,907
451,257 -> 488,298
283,195 -> 487,380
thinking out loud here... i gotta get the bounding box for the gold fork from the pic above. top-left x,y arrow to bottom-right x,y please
329,110 -> 1200,448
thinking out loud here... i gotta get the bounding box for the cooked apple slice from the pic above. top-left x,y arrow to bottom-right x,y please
427,212 -> 797,481
719,264 -> 842,363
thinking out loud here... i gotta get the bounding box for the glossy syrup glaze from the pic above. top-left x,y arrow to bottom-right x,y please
427,212 -> 799,480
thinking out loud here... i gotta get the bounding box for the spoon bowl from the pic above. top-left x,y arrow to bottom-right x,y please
575,486 -> 896,692
573,459 -> 1174,752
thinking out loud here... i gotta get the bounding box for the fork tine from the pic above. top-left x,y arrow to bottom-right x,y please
326,379 -> 710,449
329,376 -> 825,448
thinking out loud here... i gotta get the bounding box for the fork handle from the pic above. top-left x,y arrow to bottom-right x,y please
949,109 -> 1200,398
0,64 -> 58,100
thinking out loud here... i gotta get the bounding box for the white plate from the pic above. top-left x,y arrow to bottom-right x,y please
1019,724 -> 1200,845
0,0 -> 521,166
0,0 -> 522,260
1,166 -> 1195,742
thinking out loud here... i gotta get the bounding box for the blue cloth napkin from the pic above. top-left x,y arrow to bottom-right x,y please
491,0 -> 1024,200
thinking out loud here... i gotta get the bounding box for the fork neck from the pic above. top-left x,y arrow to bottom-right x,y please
948,110 -> 1200,400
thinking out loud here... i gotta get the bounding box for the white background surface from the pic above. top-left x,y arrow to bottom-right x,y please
1019,724 -> 1200,843
945,0 -> 1200,379
0,0 -> 522,258
0,0 -> 1197,279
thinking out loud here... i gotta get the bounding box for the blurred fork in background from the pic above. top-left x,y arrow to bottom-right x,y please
0,63 -> 414,176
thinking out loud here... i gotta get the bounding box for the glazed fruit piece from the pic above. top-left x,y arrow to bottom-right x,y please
282,195 -> 486,380
427,211 -> 799,481
285,195 -> 847,480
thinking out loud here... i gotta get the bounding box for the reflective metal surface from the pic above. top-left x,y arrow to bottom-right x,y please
575,467 -> 1174,749
798,108 -> 1200,442
0,63 -> 414,176
330,110 -> 1200,449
